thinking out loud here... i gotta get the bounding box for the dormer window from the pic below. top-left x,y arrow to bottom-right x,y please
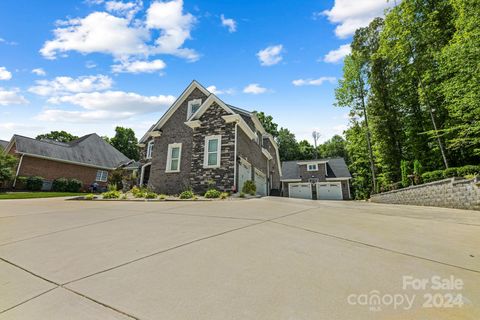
307,163 -> 318,171
146,140 -> 154,159
187,99 -> 202,119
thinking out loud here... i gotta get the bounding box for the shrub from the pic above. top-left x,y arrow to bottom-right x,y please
457,165 -> 480,177
204,189 -> 221,198
52,178 -> 69,192
443,167 -> 459,178
179,190 -> 194,199
413,160 -> 423,185
220,192 -> 229,199
158,194 -> 167,200
107,183 -> 117,192
84,194 -> 95,200
239,192 -> 246,198
421,170 -> 444,183
26,176 -> 43,191
242,180 -> 256,195
16,176 -> 28,189
131,186 -> 142,198
66,179 -> 82,192
121,193 -> 127,200
102,190 -> 121,199
144,191 -> 157,199
108,169 -> 124,191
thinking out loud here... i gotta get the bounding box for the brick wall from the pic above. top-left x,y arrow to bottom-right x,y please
370,177 -> 480,211
148,87 -> 208,194
18,155 -> 107,190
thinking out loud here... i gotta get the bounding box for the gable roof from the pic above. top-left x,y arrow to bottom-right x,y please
139,80 -> 210,143
281,157 -> 351,180
0,139 -> 8,150
7,134 -> 130,169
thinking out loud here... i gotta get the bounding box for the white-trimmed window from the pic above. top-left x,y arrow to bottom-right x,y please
204,135 -> 221,168
96,170 -> 108,182
307,163 -> 318,171
166,143 -> 182,172
146,140 -> 154,159
187,99 -> 202,119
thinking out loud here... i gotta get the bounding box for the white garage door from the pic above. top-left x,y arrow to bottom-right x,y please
288,183 -> 312,200
316,182 -> 343,200
238,160 -> 251,193
254,169 -> 267,196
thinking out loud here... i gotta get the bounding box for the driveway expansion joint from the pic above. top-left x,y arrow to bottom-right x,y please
270,220 -> 480,274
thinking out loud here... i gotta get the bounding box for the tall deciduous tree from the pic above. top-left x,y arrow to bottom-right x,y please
255,111 -> 279,137
440,0 -> 480,158
36,131 -> 79,143
109,127 -> 140,161
276,128 -> 300,161
335,51 -> 377,192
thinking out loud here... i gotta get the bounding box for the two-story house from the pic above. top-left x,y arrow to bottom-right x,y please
138,81 -> 281,195
281,158 -> 351,200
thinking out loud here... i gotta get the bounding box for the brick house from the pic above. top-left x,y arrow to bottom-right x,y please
281,158 -> 352,200
3,134 -> 131,190
138,80 -> 282,195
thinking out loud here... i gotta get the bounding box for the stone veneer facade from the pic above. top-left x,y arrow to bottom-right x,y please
142,85 -> 280,195
189,102 -> 236,194
370,177 -> 480,211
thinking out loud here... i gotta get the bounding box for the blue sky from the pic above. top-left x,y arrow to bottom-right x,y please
0,0 -> 393,143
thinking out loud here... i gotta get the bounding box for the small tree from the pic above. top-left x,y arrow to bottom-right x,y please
0,153 -> 17,188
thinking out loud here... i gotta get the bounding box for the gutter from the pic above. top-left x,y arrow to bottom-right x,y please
12,154 -> 24,188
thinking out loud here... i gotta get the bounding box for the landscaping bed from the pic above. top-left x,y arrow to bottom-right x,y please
70,185 -> 260,202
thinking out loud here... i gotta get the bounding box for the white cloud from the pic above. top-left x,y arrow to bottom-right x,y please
32,68 -> 47,76
0,67 -> 12,80
256,45 -> 283,66
292,77 -> 336,86
111,59 -> 166,73
105,0 -> 141,19
43,90 -> 176,119
146,0 -> 198,60
36,109 -> 136,122
220,14 -> 237,33
206,85 -> 234,95
243,83 -> 267,95
322,0 -> 396,38
0,88 -> 29,106
28,75 -> 113,96
323,44 -> 351,63
41,12 -> 149,60
40,0 -> 197,61
85,61 -> 97,69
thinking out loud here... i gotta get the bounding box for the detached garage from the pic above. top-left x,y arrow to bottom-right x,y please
280,158 -> 352,200
288,183 -> 312,199
316,182 -> 343,200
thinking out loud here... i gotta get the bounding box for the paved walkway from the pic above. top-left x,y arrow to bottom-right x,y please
0,197 -> 479,319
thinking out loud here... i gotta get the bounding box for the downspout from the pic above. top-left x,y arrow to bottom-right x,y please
266,156 -> 270,196
12,154 -> 24,188
233,122 -> 238,192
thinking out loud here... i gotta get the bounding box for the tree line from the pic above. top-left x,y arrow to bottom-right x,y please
335,0 -> 479,199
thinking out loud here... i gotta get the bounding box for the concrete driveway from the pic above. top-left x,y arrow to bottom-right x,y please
0,197 -> 479,319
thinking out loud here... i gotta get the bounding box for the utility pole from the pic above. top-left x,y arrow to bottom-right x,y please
312,131 -> 321,159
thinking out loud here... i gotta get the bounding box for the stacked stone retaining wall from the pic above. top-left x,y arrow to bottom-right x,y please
370,177 -> 480,211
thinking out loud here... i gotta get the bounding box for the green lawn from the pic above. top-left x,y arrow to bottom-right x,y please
0,192 -> 85,200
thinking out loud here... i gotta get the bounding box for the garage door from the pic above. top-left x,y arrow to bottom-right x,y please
238,159 -> 251,193
316,182 -> 343,200
288,183 -> 312,199
254,169 -> 267,196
